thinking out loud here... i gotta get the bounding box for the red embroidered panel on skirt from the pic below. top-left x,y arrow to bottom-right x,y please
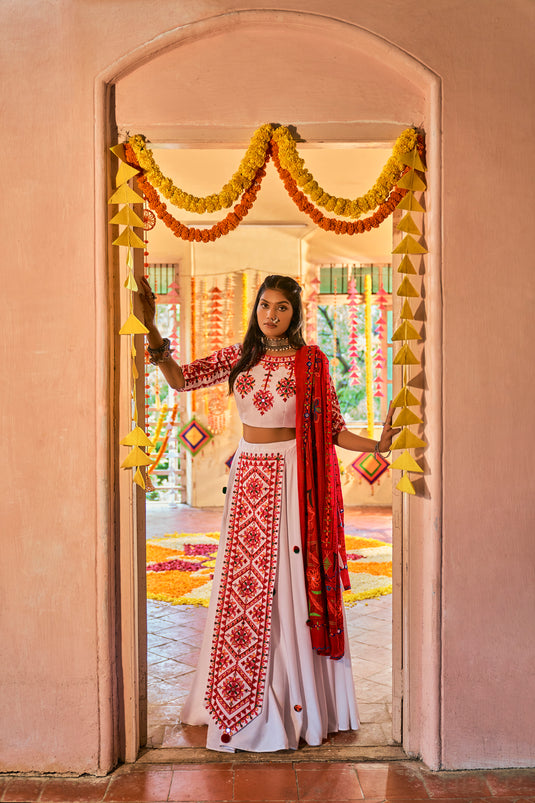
206,452 -> 284,738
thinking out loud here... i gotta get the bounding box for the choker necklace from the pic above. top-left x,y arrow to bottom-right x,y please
263,336 -> 293,352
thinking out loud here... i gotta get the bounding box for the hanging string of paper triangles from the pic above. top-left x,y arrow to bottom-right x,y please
108,144 -> 152,489
389,134 -> 428,495
347,275 -> 360,386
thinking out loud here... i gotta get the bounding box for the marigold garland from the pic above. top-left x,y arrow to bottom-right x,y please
128,124 -> 273,213
125,141 -> 269,242
272,141 -> 407,235
272,126 -> 417,218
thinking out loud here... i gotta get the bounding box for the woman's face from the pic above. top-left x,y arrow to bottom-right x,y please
256,288 -> 294,339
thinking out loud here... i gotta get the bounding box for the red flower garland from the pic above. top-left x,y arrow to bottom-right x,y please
124,142 -> 269,242
123,135 -> 425,240
271,141 -> 408,234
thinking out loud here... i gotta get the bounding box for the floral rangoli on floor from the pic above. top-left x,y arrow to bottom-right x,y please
146,533 -> 392,607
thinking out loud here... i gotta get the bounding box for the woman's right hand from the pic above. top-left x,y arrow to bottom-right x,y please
138,275 -> 157,329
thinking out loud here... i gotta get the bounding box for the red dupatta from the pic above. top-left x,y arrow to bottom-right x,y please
295,345 -> 350,660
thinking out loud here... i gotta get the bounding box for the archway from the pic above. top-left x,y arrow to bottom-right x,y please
96,9 -> 442,767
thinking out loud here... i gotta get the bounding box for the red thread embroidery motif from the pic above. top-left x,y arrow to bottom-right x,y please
206,452 -> 284,737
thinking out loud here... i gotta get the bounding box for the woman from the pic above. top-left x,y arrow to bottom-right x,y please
138,273 -> 399,752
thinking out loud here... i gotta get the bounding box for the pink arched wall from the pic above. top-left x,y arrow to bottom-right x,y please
1,0 -> 534,775
110,10 -> 442,769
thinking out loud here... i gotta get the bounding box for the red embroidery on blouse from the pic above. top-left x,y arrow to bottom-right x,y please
181,344 -> 241,390
235,373 -> 255,398
251,355 -> 295,414
252,388 -> 274,414
276,375 -> 296,401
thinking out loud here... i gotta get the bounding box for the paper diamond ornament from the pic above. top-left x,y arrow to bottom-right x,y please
225,452 -> 236,470
351,452 -> 390,485
178,418 -> 212,456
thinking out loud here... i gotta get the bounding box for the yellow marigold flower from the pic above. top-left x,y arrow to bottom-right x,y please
128,124 -> 273,213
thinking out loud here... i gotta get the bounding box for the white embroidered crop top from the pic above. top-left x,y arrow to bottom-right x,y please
179,344 -> 346,436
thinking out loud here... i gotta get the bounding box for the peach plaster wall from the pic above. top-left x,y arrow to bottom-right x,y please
1,0 -> 534,774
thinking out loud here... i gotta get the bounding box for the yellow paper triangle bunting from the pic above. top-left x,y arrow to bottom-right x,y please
393,407 -> 423,427
396,191 -> 425,213
398,147 -> 427,172
124,271 -> 138,291
399,299 -> 414,320
390,450 -> 424,473
392,428 -> 427,450
108,184 -> 144,205
393,344 -> 420,365
396,474 -> 416,495
116,161 -> 140,186
397,169 -> 427,192
110,143 -> 126,161
120,426 -> 154,447
397,276 -> 419,297
121,446 -> 153,468
397,255 -> 417,275
397,213 -> 422,236
113,227 -> 146,249
110,206 -> 145,228
133,468 -> 146,489
391,320 -> 421,341
119,313 -> 149,335
392,235 -> 428,255
391,386 -> 420,408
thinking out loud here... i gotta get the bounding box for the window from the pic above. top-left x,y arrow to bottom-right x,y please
316,265 -> 392,424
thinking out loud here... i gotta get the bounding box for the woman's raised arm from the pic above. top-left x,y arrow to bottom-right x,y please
137,276 -> 185,390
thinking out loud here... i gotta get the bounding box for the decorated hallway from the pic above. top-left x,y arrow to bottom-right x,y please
146,506 -> 394,751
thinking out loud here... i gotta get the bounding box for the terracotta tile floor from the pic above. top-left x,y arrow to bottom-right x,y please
146,505 -> 394,750
2,761 -> 535,801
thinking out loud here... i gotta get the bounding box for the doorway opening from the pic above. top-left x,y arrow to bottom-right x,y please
104,8 -> 442,768
135,141 -> 403,751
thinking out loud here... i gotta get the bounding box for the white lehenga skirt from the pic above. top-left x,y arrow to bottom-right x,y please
181,438 -> 359,752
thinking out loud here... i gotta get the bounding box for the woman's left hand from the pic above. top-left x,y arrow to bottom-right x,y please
377,402 -> 402,452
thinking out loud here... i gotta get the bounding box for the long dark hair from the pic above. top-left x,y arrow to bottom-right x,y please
228,274 -> 306,393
